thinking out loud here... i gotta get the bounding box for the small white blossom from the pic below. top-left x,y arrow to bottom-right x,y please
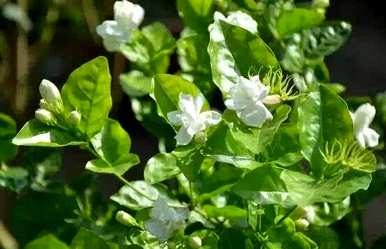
35,108 -> 56,125
167,94 -> 222,146
351,103 -> 380,148
225,76 -> 273,127
144,197 -> 189,241
96,0 -> 144,52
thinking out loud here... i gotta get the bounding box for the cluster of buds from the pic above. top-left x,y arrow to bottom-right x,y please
35,79 -> 81,127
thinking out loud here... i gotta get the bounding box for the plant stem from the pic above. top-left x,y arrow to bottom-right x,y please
116,175 -> 155,202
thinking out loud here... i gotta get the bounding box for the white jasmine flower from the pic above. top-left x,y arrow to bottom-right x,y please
144,197 -> 189,241
96,0 -> 144,52
39,79 -> 62,108
225,76 -> 273,127
167,94 -> 222,146
351,103 -> 379,148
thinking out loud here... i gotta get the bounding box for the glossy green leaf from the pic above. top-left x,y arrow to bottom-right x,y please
0,113 -> 18,161
281,170 -> 372,206
12,120 -> 85,147
144,153 -> 181,184
70,229 -> 110,249
153,74 -> 208,120
61,56 -> 112,137
122,22 -> 175,74
87,119 -> 139,175
224,105 -> 291,155
276,8 -> 324,38
208,14 -> 278,93
297,85 -> 353,175
232,165 -> 290,206
0,166 -> 28,192
177,0 -> 214,31
302,22 -> 352,58
120,70 -> 152,97
24,234 -> 69,249
110,181 -> 183,210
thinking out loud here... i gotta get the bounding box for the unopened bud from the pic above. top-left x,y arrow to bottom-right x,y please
295,218 -> 310,230
188,236 -> 202,249
313,0 -> 329,8
68,110 -> 81,125
116,211 -> 138,227
35,108 -> 56,125
263,94 -> 281,105
39,99 -> 50,110
194,131 -> 207,144
39,79 -> 63,108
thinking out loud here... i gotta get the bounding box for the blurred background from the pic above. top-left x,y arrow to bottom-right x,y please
0,0 -> 385,248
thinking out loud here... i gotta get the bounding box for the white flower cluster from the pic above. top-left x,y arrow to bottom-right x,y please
96,0 -> 144,52
166,75 -> 278,145
35,79 -> 81,126
144,197 -> 189,241
351,103 -> 379,148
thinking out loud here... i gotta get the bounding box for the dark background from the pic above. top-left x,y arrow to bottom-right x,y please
1,0 -> 385,248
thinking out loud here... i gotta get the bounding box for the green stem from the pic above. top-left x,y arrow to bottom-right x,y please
116,175 -> 155,202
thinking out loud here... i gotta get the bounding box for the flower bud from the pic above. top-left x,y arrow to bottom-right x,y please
194,131 -> 207,144
68,110 -> 81,125
295,218 -> 310,230
114,0 -> 144,27
188,236 -> 202,249
116,210 -> 138,227
263,94 -> 281,105
313,0 -> 330,8
35,108 -> 56,125
39,79 -> 63,108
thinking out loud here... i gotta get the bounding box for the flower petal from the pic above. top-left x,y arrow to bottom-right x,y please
239,102 -> 272,128
362,128 -> 380,148
175,127 -> 194,146
200,111 -> 222,126
167,111 -> 182,125
352,103 -> 376,132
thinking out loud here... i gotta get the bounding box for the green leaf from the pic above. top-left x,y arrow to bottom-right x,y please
122,22 -> 175,74
203,205 -> 247,219
110,181 -> 183,210
144,153 -> 181,184
232,165 -> 290,206
153,74 -> 208,119
263,124 -> 302,167
177,0 -> 214,31
172,144 -> 206,181
61,56 -> 112,137
302,22 -> 352,59
0,113 -> 18,161
305,226 -> 340,249
177,32 -> 211,74
0,166 -> 28,192
275,8 -> 325,38
87,119 -> 139,175
196,163 -> 243,201
208,13 -> 278,93
12,120 -> 85,147
266,219 -> 318,249
297,85 -> 353,175
120,70 -> 152,97
24,234 -> 69,249
218,228 -> 247,249
70,229 -> 110,249
224,105 -> 291,155
281,170 -> 372,206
